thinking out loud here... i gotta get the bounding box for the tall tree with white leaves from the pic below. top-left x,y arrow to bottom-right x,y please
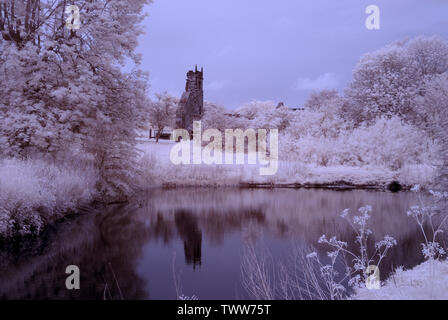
416,74 -> 448,191
0,0 -> 152,200
148,92 -> 178,142
343,36 -> 448,125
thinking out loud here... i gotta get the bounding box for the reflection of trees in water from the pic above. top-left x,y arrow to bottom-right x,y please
0,204 -> 152,300
0,188 -> 432,299
170,208 -> 268,268
145,207 -> 266,267
138,188 -> 431,280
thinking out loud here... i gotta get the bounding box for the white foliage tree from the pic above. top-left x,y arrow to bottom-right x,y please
148,92 -> 178,142
201,101 -> 229,132
235,100 -> 292,131
305,89 -> 343,112
344,36 -> 448,125
413,73 -> 448,189
0,0 -> 152,200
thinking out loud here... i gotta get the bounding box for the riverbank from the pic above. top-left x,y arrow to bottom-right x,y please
0,158 -> 98,239
137,139 -> 436,190
0,138 -> 436,240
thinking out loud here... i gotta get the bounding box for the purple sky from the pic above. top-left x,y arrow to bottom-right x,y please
137,0 -> 448,109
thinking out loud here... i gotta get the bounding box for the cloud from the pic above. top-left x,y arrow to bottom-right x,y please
294,72 -> 339,91
205,80 -> 225,91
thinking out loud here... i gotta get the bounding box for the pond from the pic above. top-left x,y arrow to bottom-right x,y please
0,188 -> 431,300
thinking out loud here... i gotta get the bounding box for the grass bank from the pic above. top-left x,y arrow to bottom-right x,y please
0,158 -> 98,239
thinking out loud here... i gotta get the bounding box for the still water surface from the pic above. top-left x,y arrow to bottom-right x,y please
0,188 -> 429,299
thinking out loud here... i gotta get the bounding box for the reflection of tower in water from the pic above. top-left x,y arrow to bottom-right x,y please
174,210 -> 202,269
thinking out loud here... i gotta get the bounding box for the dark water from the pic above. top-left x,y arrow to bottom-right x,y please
0,188 -> 434,300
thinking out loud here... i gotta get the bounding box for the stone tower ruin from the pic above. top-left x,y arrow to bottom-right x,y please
176,65 -> 204,133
